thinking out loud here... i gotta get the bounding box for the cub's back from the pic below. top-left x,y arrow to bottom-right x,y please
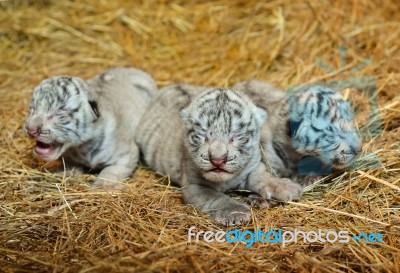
233,80 -> 286,106
136,84 -> 208,183
87,67 -> 157,133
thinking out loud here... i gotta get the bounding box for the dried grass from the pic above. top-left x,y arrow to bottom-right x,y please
0,0 -> 399,272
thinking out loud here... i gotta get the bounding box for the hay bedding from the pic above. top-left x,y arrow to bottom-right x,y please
0,0 -> 399,272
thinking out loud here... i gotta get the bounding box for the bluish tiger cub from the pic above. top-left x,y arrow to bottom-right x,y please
136,84 -> 302,226
233,80 -> 362,186
24,67 -> 157,189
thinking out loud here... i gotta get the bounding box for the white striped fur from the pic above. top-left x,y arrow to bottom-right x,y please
234,80 -> 362,186
136,84 -> 302,226
24,67 -> 157,189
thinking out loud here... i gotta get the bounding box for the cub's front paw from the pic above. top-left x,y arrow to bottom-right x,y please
248,194 -> 277,208
260,178 -> 303,202
213,203 -> 251,226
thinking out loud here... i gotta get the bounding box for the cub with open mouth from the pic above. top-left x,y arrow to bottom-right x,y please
24,67 -> 157,189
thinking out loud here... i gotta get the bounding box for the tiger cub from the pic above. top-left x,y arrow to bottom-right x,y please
233,80 -> 362,185
136,84 -> 302,226
24,67 -> 157,189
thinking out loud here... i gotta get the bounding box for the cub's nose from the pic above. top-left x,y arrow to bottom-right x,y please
210,156 -> 227,167
27,127 -> 41,138
26,116 -> 43,138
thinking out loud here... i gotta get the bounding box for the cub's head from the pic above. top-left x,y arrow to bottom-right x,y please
24,76 -> 99,161
287,86 -> 362,169
180,88 -> 267,183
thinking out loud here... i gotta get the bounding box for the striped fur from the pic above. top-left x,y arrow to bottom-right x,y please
234,80 -> 362,184
136,84 -> 302,226
24,67 -> 157,189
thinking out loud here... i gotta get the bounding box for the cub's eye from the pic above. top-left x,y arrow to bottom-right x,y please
48,114 -> 61,120
190,132 -> 207,143
231,133 -> 250,143
29,106 -> 35,113
48,110 -> 70,120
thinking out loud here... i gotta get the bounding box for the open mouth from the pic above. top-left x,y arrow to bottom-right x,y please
34,141 -> 62,158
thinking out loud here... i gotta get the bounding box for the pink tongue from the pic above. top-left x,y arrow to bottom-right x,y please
35,142 -> 56,156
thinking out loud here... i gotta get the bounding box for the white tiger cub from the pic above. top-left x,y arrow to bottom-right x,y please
136,84 -> 302,226
24,67 -> 157,189
233,80 -> 362,186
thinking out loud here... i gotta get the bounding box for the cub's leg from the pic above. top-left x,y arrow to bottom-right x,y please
93,165 -> 134,190
245,163 -> 303,206
92,146 -> 139,190
183,183 -> 251,226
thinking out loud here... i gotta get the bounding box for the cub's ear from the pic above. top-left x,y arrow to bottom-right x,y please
73,77 -> 99,120
291,119 -> 312,151
86,89 -> 100,119
292,125 -> 308,152
88,100 -> 100,119
254,106 -> 268,127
